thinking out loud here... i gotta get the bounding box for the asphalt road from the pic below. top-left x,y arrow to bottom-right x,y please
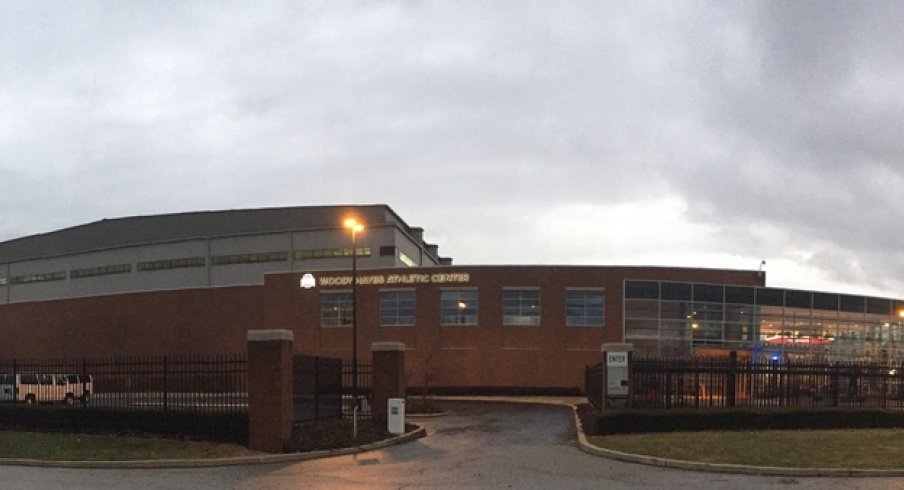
2,401 -> 903,489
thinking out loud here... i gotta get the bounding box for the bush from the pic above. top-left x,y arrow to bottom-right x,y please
596,408 -> 904,436
0,406 -> 247,444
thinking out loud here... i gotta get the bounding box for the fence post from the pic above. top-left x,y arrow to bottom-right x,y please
831,363 -> 840,407
727,351 -> 737,408
371,342 -> 406,422
685,356 -> 700,408
314,357 -> 320,419
247,329 -> 294,453
81,357 -> 88,407
163,356 -> 168,413
12,359 -> 16,406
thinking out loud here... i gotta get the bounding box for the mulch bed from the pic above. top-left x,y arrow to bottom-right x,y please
405,399 -> 445,414
575,403 -> 598,436
285,418 -> 419,453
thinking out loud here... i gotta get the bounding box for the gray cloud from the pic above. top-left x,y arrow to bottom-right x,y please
1,1 -> 902,296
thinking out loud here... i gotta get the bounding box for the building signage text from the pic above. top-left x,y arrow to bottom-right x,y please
315,273 -> 471,287
606,352 -> 628,367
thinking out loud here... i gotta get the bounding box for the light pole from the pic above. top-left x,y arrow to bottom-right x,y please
343,217 -> 364,414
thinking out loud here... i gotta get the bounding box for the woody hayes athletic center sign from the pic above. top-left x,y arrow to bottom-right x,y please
302,273 -> 471,288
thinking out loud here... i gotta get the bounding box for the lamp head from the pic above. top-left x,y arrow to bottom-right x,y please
343,218 -> 364,233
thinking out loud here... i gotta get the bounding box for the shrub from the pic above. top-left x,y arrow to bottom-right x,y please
595,408 -> 904,436
0,406 -> 247,444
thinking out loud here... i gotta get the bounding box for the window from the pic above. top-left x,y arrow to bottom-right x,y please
661,282 -> 691,301
625,280 -> 659,299
566,290 -> 604,326
211,251 -> 287,266
0,277 -> 6,286
321,291 -> 353,327
441,289 -> 478,325
379,246 -> 396,257
725,286 -> 755,305
840,295 -> 865,313
867,297 -> 891,315
70,263 -> 132,279
813,292 -> 839,311
503,289 -> 540,326
399,251 -> 417,267
785,289 -> 812,309
693,284 -> 723,303
137,257 -> 206,271
756,288 -> 784,306
11,271 -> 67,285
625,299 -> 659,319
295,248 -> 371,260
379,291 -> 416,326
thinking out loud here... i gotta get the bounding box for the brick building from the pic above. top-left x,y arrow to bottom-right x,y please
1,205 -> 902,392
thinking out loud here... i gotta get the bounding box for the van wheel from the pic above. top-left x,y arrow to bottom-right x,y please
63,395 -> 74,406
80,394 -> 90,405
24,395 -> 35,405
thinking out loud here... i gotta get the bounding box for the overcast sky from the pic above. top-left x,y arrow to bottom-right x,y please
2,1 -> 903,298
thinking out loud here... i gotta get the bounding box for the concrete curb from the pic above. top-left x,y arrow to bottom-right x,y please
0,427 -> 427,469
406,412 -> 447,419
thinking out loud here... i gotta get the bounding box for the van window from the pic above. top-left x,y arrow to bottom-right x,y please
0,374 -> 13,384
20,374 -> 39,385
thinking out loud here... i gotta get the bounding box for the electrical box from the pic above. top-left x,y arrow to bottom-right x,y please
606,351 -> 629,397
387,398 -> 406,434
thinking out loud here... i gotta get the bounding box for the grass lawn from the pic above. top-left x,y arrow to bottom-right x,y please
0,417 -> 420,461
589,429 -> 904,469
0,431 -> 260,461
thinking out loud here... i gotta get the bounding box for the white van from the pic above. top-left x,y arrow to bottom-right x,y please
0,373 -> 89,405
65,374 -> 93,403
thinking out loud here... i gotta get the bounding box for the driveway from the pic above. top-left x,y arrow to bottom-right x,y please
1,400 -> 902,489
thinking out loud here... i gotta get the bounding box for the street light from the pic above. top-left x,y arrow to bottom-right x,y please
343,217 -> 365,416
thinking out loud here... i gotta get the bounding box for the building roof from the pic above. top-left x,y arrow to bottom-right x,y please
0,204 -> 443,263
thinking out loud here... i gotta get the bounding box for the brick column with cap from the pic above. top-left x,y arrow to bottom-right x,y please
247,329 -> 294,453
371,342 -> 406,420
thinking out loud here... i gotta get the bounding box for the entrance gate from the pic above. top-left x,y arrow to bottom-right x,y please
292,355 -> 342,422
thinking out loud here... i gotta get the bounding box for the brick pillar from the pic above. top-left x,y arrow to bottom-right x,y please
247,329 -> 294,453
371,342 -> 406,420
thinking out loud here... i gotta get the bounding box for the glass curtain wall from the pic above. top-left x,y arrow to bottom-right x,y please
624,280 -> 904,361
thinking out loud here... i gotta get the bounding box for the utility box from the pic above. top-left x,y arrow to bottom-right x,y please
602,343 -> 633,409
387,398 -> 405,434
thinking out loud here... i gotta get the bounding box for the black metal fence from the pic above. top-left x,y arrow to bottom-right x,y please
0,354 -> 247,413
292,355 -> 342,421
0,354 -> 377,420
343,359 -> 373,419
585,363 -> 604,409
629,353 -> 904,410
289,356 -> 374,422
